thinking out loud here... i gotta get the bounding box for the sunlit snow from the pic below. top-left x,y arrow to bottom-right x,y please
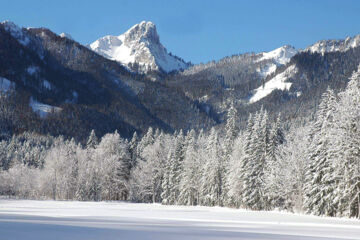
89,21 -> 188,73
250,65 -> 297,103
0,200 -> 359,240
257,45 -> 297,65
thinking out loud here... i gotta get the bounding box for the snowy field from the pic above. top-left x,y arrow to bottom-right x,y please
0,200 -> 359,240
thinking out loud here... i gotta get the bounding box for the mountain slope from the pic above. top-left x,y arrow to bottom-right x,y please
89,21 -> 190,74
0,21 -> 214,141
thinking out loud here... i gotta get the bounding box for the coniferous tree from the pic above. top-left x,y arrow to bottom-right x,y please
304,88 -> 338,216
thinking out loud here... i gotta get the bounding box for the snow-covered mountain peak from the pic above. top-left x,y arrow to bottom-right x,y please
89,21 -> 189,74
123,21 -> 159,44
305,35 -> 360,54
258,45 -> 298,65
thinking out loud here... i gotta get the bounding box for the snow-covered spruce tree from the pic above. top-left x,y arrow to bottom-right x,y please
332,66 -> 360,218
240,109 -> 270,210
86,129 -> 98,149
200,127 -> 224,206
168,130 -> 185,204
303,88 -> 338,216
222,101 -> 239,205
130,131 -> 168,203
129,131 -> 139,168
226,134 -> 245,208
161,145 -> 174,205
136,127 -> 154,162
95,131 -> 131,200
41,138 -> 79,200
178,129 -> 200,206
269,124 -> 311,211
264,113 -> 286,208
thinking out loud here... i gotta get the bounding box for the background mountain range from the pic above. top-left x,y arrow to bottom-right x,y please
1,20 -> 359,141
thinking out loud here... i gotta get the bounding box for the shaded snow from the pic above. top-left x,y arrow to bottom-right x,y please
0,77 -> 15,93
29,98 -> 61,118
250,65 -> 297,103
27,66 -> 39,76
42,80 -> 51,90
0,200 -> 359,240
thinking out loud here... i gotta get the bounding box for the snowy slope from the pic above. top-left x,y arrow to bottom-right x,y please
305,35 -> 360,54
29,98 -> 61,118
1,200 -> 359,240
258,45 -> 298,65
250,65 -> 297,103
256,45 -> 297,78
89,21 -> 189,73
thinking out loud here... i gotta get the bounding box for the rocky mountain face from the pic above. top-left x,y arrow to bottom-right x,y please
305,34 -> 360,54
89,21 -> 190,74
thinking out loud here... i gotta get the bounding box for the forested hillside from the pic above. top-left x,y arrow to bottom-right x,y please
1,66 -> 359,218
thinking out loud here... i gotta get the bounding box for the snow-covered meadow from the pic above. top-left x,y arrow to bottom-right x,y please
0,200 -> 359,240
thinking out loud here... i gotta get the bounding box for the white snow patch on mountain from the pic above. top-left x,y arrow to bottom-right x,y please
89,21 -> 189,73
250,65 -> 297,103
42,80 -> 51,90
59,32 -> 73,40
305,35 -> 360,54
0,77 -> 15,93
1,21 -> 30,46
29,98 -> 61,118
257,45 -> 298,65
27,66 -> 39,76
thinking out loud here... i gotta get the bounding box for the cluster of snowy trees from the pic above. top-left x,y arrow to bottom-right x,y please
0,66 -> 359,218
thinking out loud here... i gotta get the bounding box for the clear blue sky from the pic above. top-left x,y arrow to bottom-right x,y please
1,0 -> 360,63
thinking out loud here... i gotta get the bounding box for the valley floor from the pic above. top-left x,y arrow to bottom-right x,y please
0,200 -> 359,240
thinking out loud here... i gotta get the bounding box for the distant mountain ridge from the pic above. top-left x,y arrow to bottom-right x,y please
305,34 -> 360,54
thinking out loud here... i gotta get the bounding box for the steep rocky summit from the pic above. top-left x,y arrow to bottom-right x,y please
89,21 -> 189,73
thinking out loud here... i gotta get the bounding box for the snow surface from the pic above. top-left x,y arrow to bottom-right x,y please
255,45 -> 297,78
27,66 -> 39,76
29,98 -> 61,118
0,200 -> 359,240
89,21 -> 188,73
0,77 -> 15,93
258,45 -> 298,65
42,80 -> 51,90
256,63 -> 277,77
250,65 -> 297,103
59,32 -> 73,40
